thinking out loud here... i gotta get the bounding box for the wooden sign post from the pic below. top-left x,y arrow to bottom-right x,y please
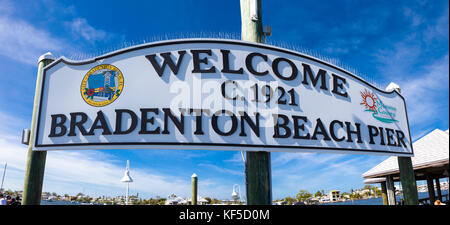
241,0 -> 272,205
22,53 -> 54,205
386,85 -> 418,205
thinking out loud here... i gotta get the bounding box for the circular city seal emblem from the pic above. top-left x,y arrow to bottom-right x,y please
81,64 -> 124,107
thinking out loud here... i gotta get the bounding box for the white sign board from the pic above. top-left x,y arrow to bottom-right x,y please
34,39 -> 413,156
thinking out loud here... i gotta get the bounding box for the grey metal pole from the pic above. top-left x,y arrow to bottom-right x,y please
126,182 -> 129,205
192,173 -> 198,205
240,0 -> 272,206
0,163 -> 6,192
22,52 -> 55,205
386,175 -> 396,205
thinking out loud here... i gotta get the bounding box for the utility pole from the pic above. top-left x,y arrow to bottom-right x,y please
22,52 -> 55,205
240,0 -> 272,205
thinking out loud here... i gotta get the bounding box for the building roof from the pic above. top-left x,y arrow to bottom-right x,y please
165,196 -> 187,204
362,129 -> 449,179
187,196 -> 208,202
364,178 -> 386,184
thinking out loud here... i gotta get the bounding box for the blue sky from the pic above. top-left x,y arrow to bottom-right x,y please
0,0 -> 448,200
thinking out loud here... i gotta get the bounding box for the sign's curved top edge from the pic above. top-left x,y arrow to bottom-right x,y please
43,38 -> 401,98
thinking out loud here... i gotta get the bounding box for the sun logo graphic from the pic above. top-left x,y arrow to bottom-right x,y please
360,89 -> 378,113
360,89 -> 398,123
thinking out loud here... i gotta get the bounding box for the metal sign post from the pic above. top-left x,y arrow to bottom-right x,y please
191,173 -> 198,205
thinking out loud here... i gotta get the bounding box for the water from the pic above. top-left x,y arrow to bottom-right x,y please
41,190 -> 448,205
324,190 -> 448,205
41,200 -> 104,205
41,200 -> 82,205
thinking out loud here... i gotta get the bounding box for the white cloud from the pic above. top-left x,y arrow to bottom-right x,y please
372,6 -> 449,138
0,111 -> 28,140
0,15 -> 66,65
223,152 -> 245,164
198,163 -> 243,176
0,0 -> 14,14
272,152 -> 344,166
400,54 -> 449,128
0,1 -> 122,65
68,18 -> 108,42
403,7 -> 423,27
271,152 -> 385,198
0,137 -> 193,198
423,8 -> 449,44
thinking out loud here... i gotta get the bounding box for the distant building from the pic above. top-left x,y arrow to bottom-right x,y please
165,196 -> 187,205
329,190 -> 341,202
318,196 -> 330,203
305,197 -> 319,205
41,192 -> 51,200
273,200 -> 288,205
220,199 -> 235,204
187,196 -> 209,205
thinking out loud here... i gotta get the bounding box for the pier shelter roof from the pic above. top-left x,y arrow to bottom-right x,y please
364,178 -> 386,184
362,129 -> 449,182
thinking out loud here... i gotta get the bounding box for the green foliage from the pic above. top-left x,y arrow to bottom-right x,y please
296,190 -> 312,202
314,191 -> 323,197
374,188 -> 382,196
157,198 -> 166,205
283,196 -> 297,205
350,192 -> 362,200
132,200 -> 140,205
210,198 -> 221,204
140,198 -> 162,205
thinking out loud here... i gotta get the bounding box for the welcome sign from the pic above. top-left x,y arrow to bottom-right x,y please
33,39 -> 413,156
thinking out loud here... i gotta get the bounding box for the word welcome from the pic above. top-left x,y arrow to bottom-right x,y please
146,49 -> 349,99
